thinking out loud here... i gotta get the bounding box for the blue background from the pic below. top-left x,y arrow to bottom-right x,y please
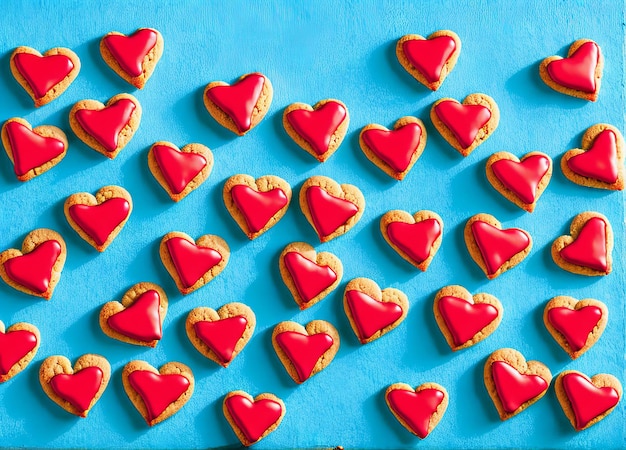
0,1 -> 623,448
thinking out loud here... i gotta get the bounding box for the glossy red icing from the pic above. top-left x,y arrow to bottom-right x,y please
402,36 -> 456,83
107,290 -> 162,342
225,395 -> 282,443
438,296 -> 498,346
206,73 -> 265,133
103,29 -> 157,77
4,240 -> 61,294
362,122 -> 422,172
75,98 -> 136,152
306,186 -> 358,238
275,331 -> 333,382
128,370 -> 190,422
166,237 -> 222,288
387,388 -> 444,438
547,42 -> 599,93
5,121 -> 65,177
231,185 -> 288,233
50,366 -> 103,412
0,329 -> 37,375
559,217 -> 608,272
562,372 -> 620,430
69,197 -> 130,246
387,218 -> 441,264
345,290 -> 403,341
491,155 -> 551,204
491,361 -> 548,413
434,100 -> 491,149
194,316 -> 248,364
547,306 -> 602,351
13,52 -> 74,99
286,101 -> 347,155
283,251 -> 337,303
152,144 -> 207,194
471,221 -> 530,276
567,130 -> 619,184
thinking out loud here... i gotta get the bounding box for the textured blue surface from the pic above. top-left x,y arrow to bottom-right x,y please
0,0 -> 624,448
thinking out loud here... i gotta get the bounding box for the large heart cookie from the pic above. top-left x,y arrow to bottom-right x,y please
0,320 -> 40,383
385,382 -> 448,439
223,390 -> 285,447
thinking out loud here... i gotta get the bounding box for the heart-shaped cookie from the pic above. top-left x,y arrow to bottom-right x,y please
464,213 -> 532,279
343,277 -> 409,344
39,354 -> 110,418
69,93 -> 142,159
223,174 -> 291,239
223,390 -> 285,447
359,116 -> 427,180
430,93 -> 500,157
283,99 -> 349,162
1,117 -> 68,181
160,231 -> 230,295
543,296 -> 607,359
484,348 -> 552,420
0,320 -> 40,383
10,46 -> 80,107
385,382 -> 448,439
272,320 -> 340,384
100,28 -> 163,89
555,370 -> 621,431
279,242 -> 343,310
396,30 -> 461,91
100,282 -> 168,348
561,124 -> 624,191
148,141 -> 213,202
64,185 -> 132,252
203,72 -> 273,136
539,39 -> 603,101
551,212 -> 613,276
0,228 -> 66,299
300,175 -> 365,242
122,360 -> 194,426
433,285 -> 502,351
486,151 -> 553,212
380,210 -> 443,271
186,302 -> 256,368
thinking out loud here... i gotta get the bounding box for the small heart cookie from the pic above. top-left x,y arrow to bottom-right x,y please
283,99 -> 349,162
10,46 -> 80,107
359,116 -> 427,180
160,231 -> 230,295
223,390 -> 285,447
433,285 -> 502,351
385,382 -> 448,439
272,320 -> 339,384
561,124 -> 624,191
203,72 -> 273,135
343,277 -> 409,344
430,94 -> 499,157
64,185 -> 132,252
484,348 -> 552,420
396,30 -> 461,91
380,210 -> 443,271
122,360 -> 194,426
100,28 -> 164,89
99,282 -> 168,348
551,212 -> 613,276
186,302 -> 256,368
544,296 -> 607,359
0,320 -> 40,383
279,242 -> 343,310
0,228 -> 66,299
486,151 -> 552,212
1,117 -> 68,181
464,213 -> 532,279
539,39 -> 603,101
555,370 -> 621,431
148,141 -> 213,202
300,175 -> 365,242
39,354 -> 110,418
69,93 -> 142,159
223,174 -> 291,239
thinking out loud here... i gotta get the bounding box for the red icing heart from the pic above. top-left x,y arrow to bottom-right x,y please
361,123 -> 422,172
4,240 -> 61,294
547,42 -> 599,93
438,296 -> 499,346
166,237 -> 222,288
283,252 -> 337,304
567,130 -> 618,184
50,366 -> 103,412
5,121 -> 65,177
231,185 -> 288,233
0,329 -> 37,375
68,197 -> 130,246
107,290 -> 162,342
387,218 -> 441,265
471,221 -> 530,276
286,101 -> 347,155
562,373 -> 620,430
103,29 -> 157,78
152,144 -> 207,195
306,186 -> 359,239
491,155 -> 551,204
13,52 -> 75,99
547,306 -> 602,352
402,36 -> 457,84
492,361 -> 548,413
225,395 -> 283,443
194,316 -> 248,364
560,217 -> 607,272
128,371 -> 190,422
75,98 -> 136,152
434,101 -> 491,149
345,290 -> 403,341
275,331 -> 334,382
387,388 -> 444,438
205,73 -> 265,134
